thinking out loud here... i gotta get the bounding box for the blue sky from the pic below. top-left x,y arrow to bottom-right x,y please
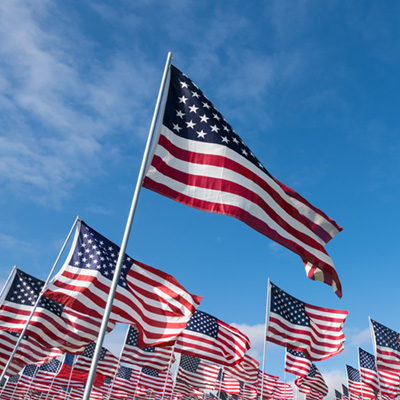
1,0 -> 400,397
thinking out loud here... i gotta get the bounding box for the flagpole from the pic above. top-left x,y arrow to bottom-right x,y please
368,317 -> 382,400
160,347 -> 175,399
43,360 -> 63,400
357,348 -> 365,400
169,352 -> 181,400
260,278 -> 271,400
132,370 -> 142,400
0,216 -> 79,383
0,266 -> 16,303
81,50 -> 173,400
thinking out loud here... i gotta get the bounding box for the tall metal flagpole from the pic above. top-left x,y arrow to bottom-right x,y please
0,266 -> 17,302
260,278 -> 271,400
368,317 -> 382,400
160,347 -> 175,400
81,51 -> 173,400
0,216 -> 79,383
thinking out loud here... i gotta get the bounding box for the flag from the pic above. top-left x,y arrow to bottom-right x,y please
241,384 -> 258,400
120,326 -> 173,370
0,268 -> 115,354
342,385 -> 349,400
143,64 -> 343,297
273,381 -> 294,400
44,220 -> 202,346
359,348 -> 379,392
177,354 -> 220,391
377,368 -> 400,398
285,349 -> 312,377
306,390 -> 325,400
216,369 -> 240,395
111,366 -> 140,398
224,354 -> 259,385
370,319 -> 400,372
0,374 -> 20,400
30,359 -> 61,393
335,390 -> 342,400
174,310 -> 250,366
137,367 -> 174,395
267,282 -> 348,361
346,365 -> 375,399
256,371 -> 279,398
295,364 -> 328,397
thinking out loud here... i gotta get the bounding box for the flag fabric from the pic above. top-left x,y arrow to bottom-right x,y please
335,389 -> 342,400
359,348 -> 379,392
111,366 -> 139,398
137,367 -> 173,395
224,354 -> 259,385
44,220 -> 202,346
120,326 -> 173,370
0,268 -> 115,354
256,371 -> 279,398
174,310 -> 250,366
273,381 -> 294,400
241,384 -> 258,400
285,349 -> 312,377
177,354 -> 220,391
295,364 -> 328,397
306,389 -> 325,400
267,282 -> 348,361
143,64 -> 343,297
0,374 -> 20,400
216,369 -> 240,395
342,385 -> 349,400
346,365 -> 375,399
377,368 -> 400,398
370,319 -> 400,372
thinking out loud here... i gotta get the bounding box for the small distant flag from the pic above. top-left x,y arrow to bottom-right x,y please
346,365 -> 375,399
143,64 -> 343,296
359,348 -> 379,392
335,389 -> 342,400
267,282 -> 348,361
295,364 -> 328,397
285,349 -> 312,377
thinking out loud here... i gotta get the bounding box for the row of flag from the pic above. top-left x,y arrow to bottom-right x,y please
0,57 -> 349,400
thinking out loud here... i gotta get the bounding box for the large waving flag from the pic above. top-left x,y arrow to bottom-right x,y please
120,326 -> 173,371
174,310 -> 250,366
267,282 -> 348,361
44,220 -> 201,346
143,64 -> 343,297
370,319 -> 400,372
224,354 -> 259,385
0,268 -> 114,354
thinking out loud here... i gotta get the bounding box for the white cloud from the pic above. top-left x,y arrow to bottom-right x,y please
231,322 -> 266,361
349,327 -> 372,347
319,369 -> 347,399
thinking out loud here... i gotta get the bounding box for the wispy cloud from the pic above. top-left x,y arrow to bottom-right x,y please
0,232 -> 32,251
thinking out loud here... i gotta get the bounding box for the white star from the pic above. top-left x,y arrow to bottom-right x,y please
192,91 -> 200,98
186,120 -> 196,129
223,125 -> 229,132
189,104 -> 199,113
210,125 -> 219,133
233,137 -> 239,144
176,110 -> 185,118
196,130 -> 207,139
173,123 -> 182,132
221,136 -> 229,143
199,114 -> 209,123
179,95 -> 188,104
213,113 -> 220,121
180,81 -> 188,88
203,102 -> 210,109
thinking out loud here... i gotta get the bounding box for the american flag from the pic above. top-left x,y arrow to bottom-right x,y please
224,354 -> 259,385
120,326 -> 173,371
256,371 -> 279,398
295,364 -> 328,397
137,367 -> 174,396
143,64 -> 343,297
44,220 -> 202,346
342,384 -> 349,400
216,370 -> 240,395
74,342 -> 119,379
0,330 -> 62,377
285,349 -> 312,377
335,389 -> 342,399
305,389 -> 324,400
273,381 -> 294,400
174,310 -> 250,366
346,365 -> 375,399
241,384 -> 258,399
370,319 -> 400,372
378,368 -> 400,398
267,282 -> 348,360
17,365 -> 38,392
0,374 -> 20,400
0,268 -> 114,354
359,348 -> 379,392
30,359 -> 61,393
110,366 -> 139,398
177,354 -> 220,391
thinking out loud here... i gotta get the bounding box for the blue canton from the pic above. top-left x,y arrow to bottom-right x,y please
70,221 -> 134,290
308,364 -> 317,377
180,354 -> 200,373
186,310 -> 219,338
142,368 -> 159,377
342,385 -> 349,397
217,368 -> 224,381
81,342 -> 107,361
164,65 -> 272,176
39,359 -> 60,373
22,365 -> 38,377
335,390 -> 342,399
346,365 -> 360,382
359,348 -> 377,371
126,326 -> 154,352
270,283 -> 310,327
287,349 -> 307,358
117,366 -> 132,380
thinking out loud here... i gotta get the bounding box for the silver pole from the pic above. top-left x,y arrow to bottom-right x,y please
132,370 -> 142,400
0,266 -> 17,303
0,216 -> 79,383
260,278 -> 271,400
43,359 -> 63,400
369,317 -> 382,400
160,347 -> 175,399
81,51 -> 173,400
